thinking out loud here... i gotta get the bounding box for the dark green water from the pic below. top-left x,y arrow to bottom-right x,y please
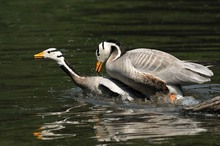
0,0 -> 220,145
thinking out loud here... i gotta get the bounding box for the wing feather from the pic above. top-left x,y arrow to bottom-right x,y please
99,78 -> 134,101
121,48 -> 213,84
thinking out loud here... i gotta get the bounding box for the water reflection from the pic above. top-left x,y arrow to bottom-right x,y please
33,100 -> 207,142
33,83 -> 220,142
93,111 -> 206,142
33,118 -> 77,140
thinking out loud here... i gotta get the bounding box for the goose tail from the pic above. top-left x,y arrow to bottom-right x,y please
183,61 -> 214,83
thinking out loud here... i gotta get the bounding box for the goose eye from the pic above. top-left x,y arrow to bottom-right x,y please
47,51 -> 51,53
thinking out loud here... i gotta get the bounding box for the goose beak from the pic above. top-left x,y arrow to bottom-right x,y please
34,52 -> 44,59
96,61 -> 103,73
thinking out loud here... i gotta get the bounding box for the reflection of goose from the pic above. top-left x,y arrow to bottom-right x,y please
33,103 -> 207,142
93,110 -> 207,142
33,118 -> 76,140
95,40 -> 214,102
34,48 -> 140,101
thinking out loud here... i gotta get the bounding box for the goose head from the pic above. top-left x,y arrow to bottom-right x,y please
95,40 -> 123,72
34,48 -> 65,65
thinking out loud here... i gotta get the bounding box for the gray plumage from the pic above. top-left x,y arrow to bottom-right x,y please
122,49 -> 213,84
96,41 -> 214,96
34,48 -> 140,101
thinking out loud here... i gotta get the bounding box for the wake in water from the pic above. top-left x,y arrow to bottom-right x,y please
33,84 -> 220,141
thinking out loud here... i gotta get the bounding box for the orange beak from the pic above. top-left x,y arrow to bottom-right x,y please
96,61 -> 103,73
34,52 -> 44,59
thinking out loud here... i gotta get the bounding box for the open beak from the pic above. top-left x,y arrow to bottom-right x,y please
96,61 -> 103,73
34,52 -> 44,59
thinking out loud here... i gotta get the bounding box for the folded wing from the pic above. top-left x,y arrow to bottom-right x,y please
125,49 -> 213,84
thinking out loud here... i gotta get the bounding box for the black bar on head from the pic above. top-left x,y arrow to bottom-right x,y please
50,49 -> 58,52
102,42 -> 105,50
57,55 -> 63,58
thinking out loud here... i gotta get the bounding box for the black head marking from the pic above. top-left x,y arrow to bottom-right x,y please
110,46 -> 117,53
106,39 -> 121,46
106,39 -> 126,55
96,48 -> 100,56
57,55 -> 63,58
102,42 -> 105,50
47,49 -> 58,54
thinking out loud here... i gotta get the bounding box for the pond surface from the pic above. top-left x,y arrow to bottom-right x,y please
0,0 -> 220,145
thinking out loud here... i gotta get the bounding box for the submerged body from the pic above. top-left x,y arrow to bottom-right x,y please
95,40 -> 214,101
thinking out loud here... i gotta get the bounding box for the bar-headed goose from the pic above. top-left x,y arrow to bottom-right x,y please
34,48 -> 140,101
95,40 -> 214,102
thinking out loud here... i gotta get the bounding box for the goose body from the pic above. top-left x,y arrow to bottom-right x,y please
95,40 -> 214,101
34,48 -> 139,101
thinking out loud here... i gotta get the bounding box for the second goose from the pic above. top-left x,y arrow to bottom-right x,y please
95,40 -> 214,102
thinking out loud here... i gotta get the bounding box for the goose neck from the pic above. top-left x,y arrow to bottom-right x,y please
59,59 -> 85,86
109,49 -> 120,61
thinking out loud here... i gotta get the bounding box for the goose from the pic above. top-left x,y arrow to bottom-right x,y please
95,40 -> 214,102
34,48 -> 142,101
